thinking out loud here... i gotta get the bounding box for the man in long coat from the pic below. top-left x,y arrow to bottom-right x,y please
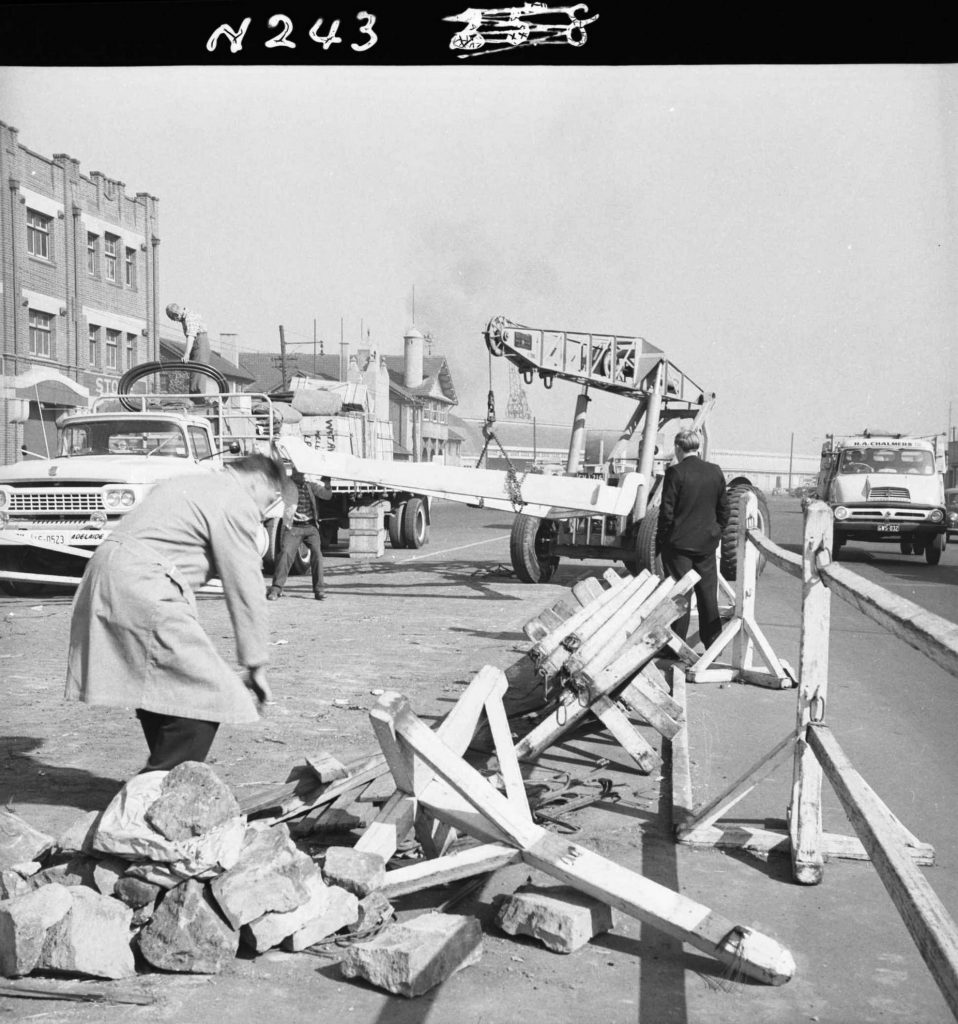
65,453 -> 287,772
656,428 -> 730,649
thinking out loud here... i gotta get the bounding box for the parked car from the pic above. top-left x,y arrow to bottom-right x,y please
945,487 -> 958,542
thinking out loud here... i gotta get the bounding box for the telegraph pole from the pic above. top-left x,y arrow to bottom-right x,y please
278,325 -> 288,390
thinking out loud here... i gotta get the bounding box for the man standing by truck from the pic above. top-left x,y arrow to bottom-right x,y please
65,454 -> 287,772
267,470 -> 334,601
656,428 -> 730,649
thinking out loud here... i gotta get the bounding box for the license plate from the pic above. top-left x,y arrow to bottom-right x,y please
877,523 -> 900,533
25,531 -> 68,544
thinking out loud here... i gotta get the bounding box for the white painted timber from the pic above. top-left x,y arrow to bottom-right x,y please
277,436 -> 644,519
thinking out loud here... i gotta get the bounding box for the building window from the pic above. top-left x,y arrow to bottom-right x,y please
29,309 -> 54,358
125,247 -> 136,287
106,328 -> 120,369
104,234 -> 119,282
88,324 -> 100,365
126,332 -> 136,367
26,209 -> 52,259
87,233 -> 98,275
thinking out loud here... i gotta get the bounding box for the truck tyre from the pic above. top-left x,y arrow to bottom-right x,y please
720,483 -> 770,581
510,514 -> 559,584
401,497 -> 428,549
899,540 -> 913,555
626,503 -> 662,576
388,504 -> 406,549
925,533 -> 943,565
116,360 -> 230,410
262,518 -> 281,574
833,535 -> 845,560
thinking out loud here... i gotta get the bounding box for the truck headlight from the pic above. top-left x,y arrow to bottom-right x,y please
930,509 -> 944,523
834,506 -> 849,520
104,488 -> 136,509
0,490 -> 7,509
0,510 -> 8,528
90,510 -> 108,527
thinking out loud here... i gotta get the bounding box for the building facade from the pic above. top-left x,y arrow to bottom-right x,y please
238,327 -> 461,464
0,123 -> 160,462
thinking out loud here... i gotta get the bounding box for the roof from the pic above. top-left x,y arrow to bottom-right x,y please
160,336 -> 256,384
238,352 -> 342,393
382,355 -> 458,404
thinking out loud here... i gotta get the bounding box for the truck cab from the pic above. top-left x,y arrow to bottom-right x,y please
0,409 -> 229,594
818,431 -> 946,564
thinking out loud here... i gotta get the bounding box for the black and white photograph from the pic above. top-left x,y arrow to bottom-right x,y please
0,5 -> 956,1021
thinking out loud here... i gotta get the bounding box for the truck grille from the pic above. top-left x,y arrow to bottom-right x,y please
8,490 -> 104,514
847,508 -> 927,522
868,487 -> 910,502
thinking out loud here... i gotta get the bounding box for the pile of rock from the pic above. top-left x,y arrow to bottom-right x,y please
0,762 -> 388,982
1,760 -> 619,998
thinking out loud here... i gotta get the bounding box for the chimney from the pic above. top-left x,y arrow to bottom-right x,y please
404,327 -> 424,389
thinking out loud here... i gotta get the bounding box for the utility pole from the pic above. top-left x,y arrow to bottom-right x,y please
788,431 -> 795,492
313,318 -> 317,374
278,325 -> 288,390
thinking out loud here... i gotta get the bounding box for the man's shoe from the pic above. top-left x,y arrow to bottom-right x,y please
266,588 -> 282,601
313,591 -> 326,601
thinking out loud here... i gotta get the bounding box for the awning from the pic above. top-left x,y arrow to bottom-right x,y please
13,367 -> 89,406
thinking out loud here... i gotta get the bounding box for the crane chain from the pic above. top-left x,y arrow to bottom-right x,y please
475,386 -> 529,511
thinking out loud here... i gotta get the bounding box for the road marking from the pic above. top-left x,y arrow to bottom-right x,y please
400,535 -> 507,563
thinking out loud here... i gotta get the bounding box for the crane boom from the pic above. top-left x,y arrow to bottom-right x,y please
276,437 -> 644,519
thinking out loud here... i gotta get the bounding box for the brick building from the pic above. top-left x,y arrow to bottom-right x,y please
0,123 -> 160,462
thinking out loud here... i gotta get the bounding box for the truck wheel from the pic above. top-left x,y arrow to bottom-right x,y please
510,514 -> 559,584
388,504 -> 406,549
626,503 -> 662,576
117,360 -> 230,410
292,539 -> 312,575
262,518 -> 281,574
899,540 -> 913,555
720,483 -> 770,581
833,536 -> 845,560
401,497 -> 429,549
925,533 -> 944,565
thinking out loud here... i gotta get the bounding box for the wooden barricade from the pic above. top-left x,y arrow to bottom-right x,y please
671,496 -> 958,1018
359,674 -> 796,986
514,566 -> 697,775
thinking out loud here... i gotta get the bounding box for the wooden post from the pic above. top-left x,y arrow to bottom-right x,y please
731,490 -> 758,671
789,500 -> 833,884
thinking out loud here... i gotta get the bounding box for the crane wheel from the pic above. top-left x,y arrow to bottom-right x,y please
720,483 -> 771,581
510,514 -> 559,584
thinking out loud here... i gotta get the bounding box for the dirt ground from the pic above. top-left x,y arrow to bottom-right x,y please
1,498 -> 955,1024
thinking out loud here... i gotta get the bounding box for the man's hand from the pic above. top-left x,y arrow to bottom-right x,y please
245,665 -> 273,713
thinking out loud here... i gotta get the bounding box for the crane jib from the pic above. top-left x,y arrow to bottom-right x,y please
483,316 -> 705,404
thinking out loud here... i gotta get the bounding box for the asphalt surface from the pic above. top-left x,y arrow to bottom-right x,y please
1,494 -> 956,1024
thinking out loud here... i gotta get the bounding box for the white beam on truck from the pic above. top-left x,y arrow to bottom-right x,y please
276,437 -> 644,519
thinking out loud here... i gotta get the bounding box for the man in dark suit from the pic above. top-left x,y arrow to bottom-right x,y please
267,471 -> 334,601
655,428 -> 730,648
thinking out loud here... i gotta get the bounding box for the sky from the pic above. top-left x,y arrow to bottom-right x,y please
1,62 -> 955,456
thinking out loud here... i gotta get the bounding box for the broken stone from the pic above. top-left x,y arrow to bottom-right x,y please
36,887 -> 135,979
244,872 -> 353,954
0,883 -> 73,977
321,846 -> 385,897
282,883 -> 359,952
0,809 -> 53,872
131,902 -> 156,929
92,856 -> 128,897
27,855 -> 97,891
356,891 -> 394,932
138,879 -> 238,974
340,912 -> 482,997
55,810 -> 102,855
114,875 -> 162,910
495,884 -> 617,953
0,870 -> 31,901
209,824 -> 319,930
145,761 -> 243,842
